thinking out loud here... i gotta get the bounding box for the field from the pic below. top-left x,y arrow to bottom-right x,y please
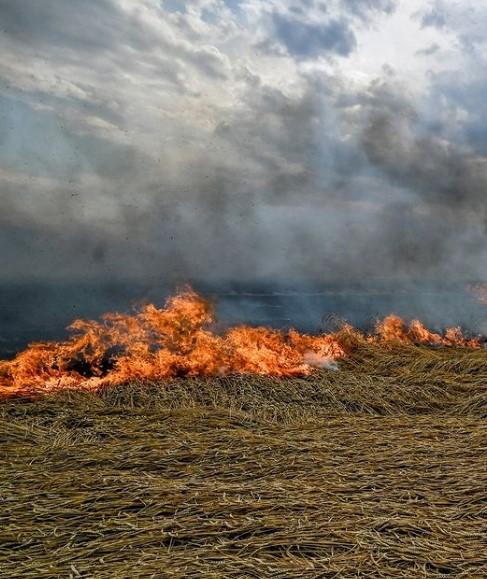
1,344 -> 487,578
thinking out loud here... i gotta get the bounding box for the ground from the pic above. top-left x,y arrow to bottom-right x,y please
1,345 -> 487,577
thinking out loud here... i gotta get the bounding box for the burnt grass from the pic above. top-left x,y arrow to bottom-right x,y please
1,344 -> 487,578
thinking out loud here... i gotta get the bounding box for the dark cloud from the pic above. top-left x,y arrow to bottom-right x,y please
164,0 -> 187,14
340,0 -> 396,19
0,0 -> 228,80
222,0 -> 244,13
345,79 -> 487,281
4,66 -> 486,289
0,0 -> 486,298
0,0 -> 137,53
443,88 -> 487,155
421,5 -> 447,29
361,81 -> 487,214
420,2 -> 487,52
264,0 -> 398,60
416,43 -> 440,57
272,13 -> 356,57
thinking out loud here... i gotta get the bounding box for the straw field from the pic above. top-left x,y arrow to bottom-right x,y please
1,344 -> 487,577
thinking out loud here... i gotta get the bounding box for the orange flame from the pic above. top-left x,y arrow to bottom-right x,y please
0,288 -> 481,399
374,315 -> 479,348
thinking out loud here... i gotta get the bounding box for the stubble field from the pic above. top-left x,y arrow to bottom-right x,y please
1,344 -> 487,578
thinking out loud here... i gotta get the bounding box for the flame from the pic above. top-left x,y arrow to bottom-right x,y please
0,288 -> 481,399
374,315 -> 479,348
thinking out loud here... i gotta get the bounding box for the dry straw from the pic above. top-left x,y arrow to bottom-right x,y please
1,343 -> 487,577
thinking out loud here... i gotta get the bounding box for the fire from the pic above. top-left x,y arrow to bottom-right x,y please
0,288 -> 481,399
0,289 -> 345,398
374,315 -> 479,348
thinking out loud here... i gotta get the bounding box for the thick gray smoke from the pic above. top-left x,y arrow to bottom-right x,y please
0,0 -> 486,349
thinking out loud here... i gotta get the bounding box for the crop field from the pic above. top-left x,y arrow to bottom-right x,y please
1,344 -> 487,578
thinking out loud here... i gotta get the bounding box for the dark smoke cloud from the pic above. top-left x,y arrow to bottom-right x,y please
361,82 -> 487,213
0,0 -> 486,292
353,78 -> 487,279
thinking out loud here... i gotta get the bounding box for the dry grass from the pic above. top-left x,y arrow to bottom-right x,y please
1,344 -> 487,577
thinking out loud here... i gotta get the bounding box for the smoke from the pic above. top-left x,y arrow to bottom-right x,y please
4,70 -> 485,285
351,80 -> 487,280
0,0 -> 487,347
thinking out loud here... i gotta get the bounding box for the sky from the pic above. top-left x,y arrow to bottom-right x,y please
1,0 -> 487,286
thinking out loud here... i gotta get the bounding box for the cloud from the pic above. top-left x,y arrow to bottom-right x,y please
341,0 -> 396,19
0,0 -> 230,88
421,6 -> 447,30
164,0 -> 187,14
272,12 -> 356,57
352,77 -> 487,278
256,0 -> 398,60
420,1 -> 487,52
360,81 -> 487,208
0,0 -> 486,291
416,42 -> 440,57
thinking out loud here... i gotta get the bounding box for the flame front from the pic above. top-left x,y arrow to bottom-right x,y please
374,315 -> 479,348
0,288 -> 481,398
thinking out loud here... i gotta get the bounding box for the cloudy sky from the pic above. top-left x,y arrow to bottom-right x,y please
1,0 -> 486,286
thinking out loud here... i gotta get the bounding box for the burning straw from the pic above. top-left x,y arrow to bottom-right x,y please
0,288 -> 482,399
